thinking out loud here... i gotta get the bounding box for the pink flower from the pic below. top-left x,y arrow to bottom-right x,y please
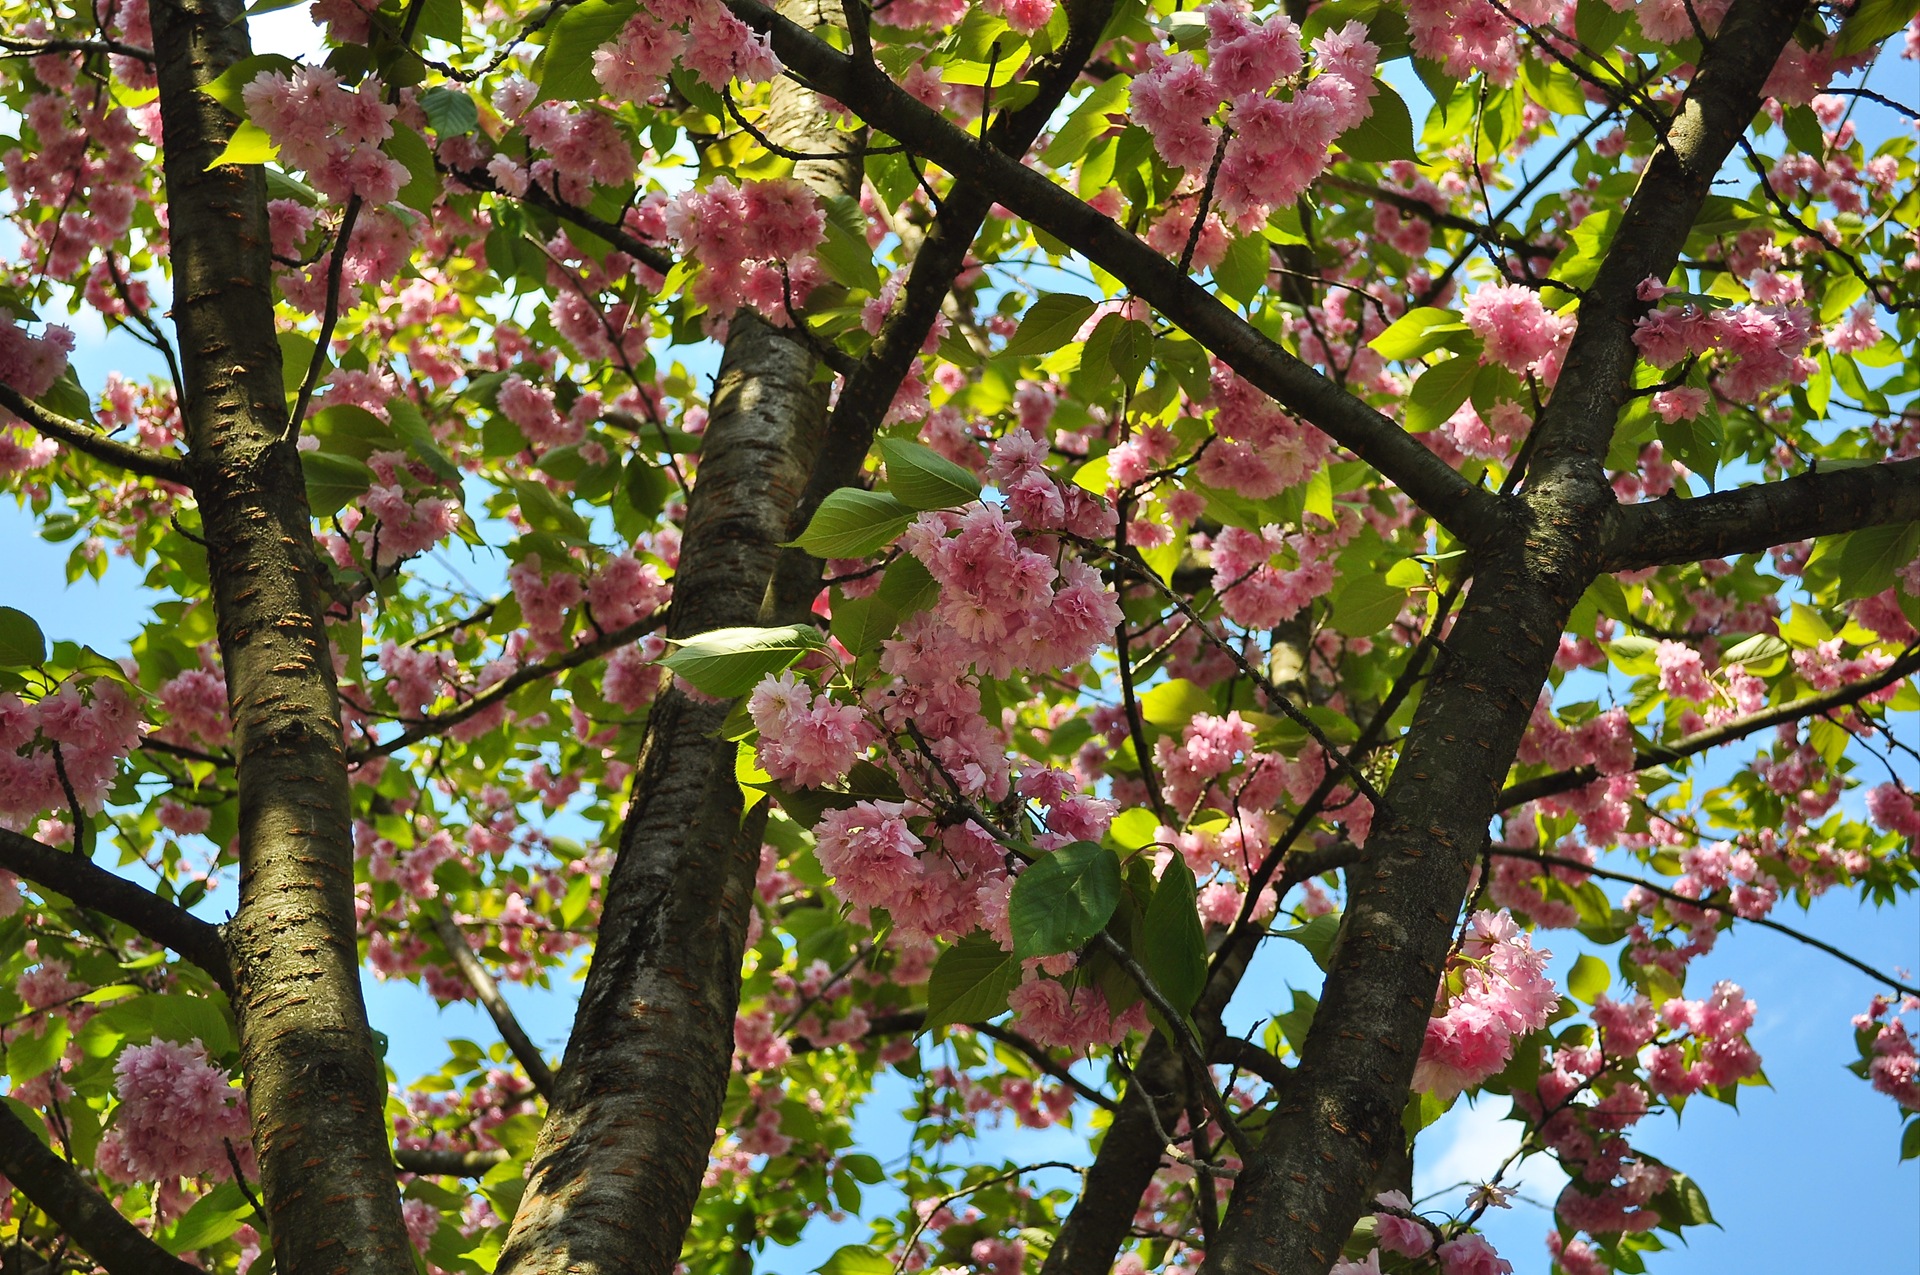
1437,1234 -> 1512,1275
1372,1190 -> 1433,1258
103,1039 -> 253,1182
749,672 -> 876,789
1463,284 -> 1568,373
0,309 -> 76,398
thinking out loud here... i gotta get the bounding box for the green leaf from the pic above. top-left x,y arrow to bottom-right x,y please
513,479 -> 595,543
1039,77 -> 1130,167
817,1247 -> 892,1275
384,125 -> 441,213
1902,1117 -> 1920,1161
7,1019 -> 68,1083
386,397 -> 462,484
1304,466 -> 1335,524
1720,632 -> 1788,674
829,594 -> 898,659
1567,953 -> 1610,1004
205,120 -> 278,169
0,607 -> 47,669
1778,602 -> 1835,649
310,403 -> 393,460
1835,0 -> 1920,54
420,86 -> 480,137
537,0 -> 638,101
1004,294 -> 1098,358
1335,81 -> 1416,162
200,53 -> 297,114
1272,913 -> 1340,971
924,933 -> 1020,1032
791,488 -> 916,558
1835,522 -> 1920,601
1139,859 -> 1206,1016
878,438 -> 982,511
819,195 -> 883,294
659,624 -> 825,698
1140,678 -> 1213,732
161,1182 -> 251,1255
875,553 -> 939,619
1403,353 -> 1478,433
301,451 -> 374,519
1010,842 -> 1123,961
1101,317 -> 1155,388
1369,306 -> 1469,361
1214,233 -> 1271,305
1384,558 -> 1426,588
1329,573 -> 1408,636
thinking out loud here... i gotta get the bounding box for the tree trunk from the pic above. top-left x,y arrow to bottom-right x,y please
496,10 -> 862,1269
148,0 -> 416,1269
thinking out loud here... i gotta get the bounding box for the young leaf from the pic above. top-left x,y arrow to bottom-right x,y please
1010,841 -> 1122,961
1369,306 -> 1469,361
204,120 -> 278,169
791,489 -> 917,558
1403,353 -> 1478,433
924,933 -> 1021,1032
878,437 -> 983,511
659,624 -> 825,698
537,0 -> 639,102
1139,859 -> 1206,1016
1567,953 -> 1610,1004
1004,294 -> 1099,358
1335,81 -> 1416,162
0,607 -> 47,669
300,451 -> 374,519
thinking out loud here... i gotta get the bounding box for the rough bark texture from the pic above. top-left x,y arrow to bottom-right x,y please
495,9 -> 861,1269
149,0 -> 414,1268
0,1104 -> 203,1275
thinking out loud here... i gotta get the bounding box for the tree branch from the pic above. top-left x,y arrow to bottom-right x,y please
1500,642 -> 1920,809
424,902 -> 556,1100
1488,848 -> 1920,997
0,827 -> 234,995
724,0 -> 1502,544
0,1103 -> 203,1275
1600,457 -> 1920,571
0,34 -> 153,61
394,1146 -> 510,1177
0,383 -> 192,485
349,606 -> 667,760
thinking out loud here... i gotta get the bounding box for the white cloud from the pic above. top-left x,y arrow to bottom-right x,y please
1414,1096 -> 1567,1215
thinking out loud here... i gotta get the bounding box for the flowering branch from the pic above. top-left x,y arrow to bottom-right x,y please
423,901 -> 556,1100
0,1101 -> 203,1275
726,0 -> 1504,544
0,382 -> 191,484
1489,848 -> 1920,997
1600,456 -> 1920,571
0,826 -> 234,995
348,605 -> 667,760
1499,642 -> 1920,809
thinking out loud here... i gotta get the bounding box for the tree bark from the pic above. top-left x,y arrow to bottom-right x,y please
148,0 -> 414,1267
495,8 -> 862,1269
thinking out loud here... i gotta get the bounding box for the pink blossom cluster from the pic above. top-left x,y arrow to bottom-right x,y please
748,672 -> 877,789
350,449 -> 463,567
1412,909 -> 1559,1100
0,677 -> 143,830
491,96 -> 637,205
1633,298 -> 1817,402
1005,974 -> 1147,1054
986,427 -> 1116,539
0,309 -> 75,399
1403,0 -> 1556,84
1208,523 -> 1338,630
591,0 -> 779,104
1515,697 -> 1636,777
508,553 -> 586,652
810,802 -> 1009,943
1131,7 -> 1378,229
95,1039 -> 255,1182
1855,994 -> 1920,1111
241,66 -> 409,205
664,177 -> 827,321
1462,283 -> 1571,375
899,502 -> 1122,678
1865,783 -> 1920,838
1194,363 -> 1336,498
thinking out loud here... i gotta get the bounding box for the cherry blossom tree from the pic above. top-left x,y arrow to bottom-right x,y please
0,0 -> 1916,1273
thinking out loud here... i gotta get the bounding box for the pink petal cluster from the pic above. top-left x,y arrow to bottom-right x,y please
1134,10 -> 1378,231
1633,301 -> 1817,400
241,66 -> 408,204
508,552 -> 585,651
1371,1190 -> 1433,1258
0,309 -> 75,398
1194,363 -> 1335,498
1208,523 -> 1339,630
592,0 -> 778,102
1005,974 -> 1147,1053
1857,995 -> 1920,1110
1516,698 -> 1636,777
97,1039 -> 254,1182
1404,0 -> 1556,84
1644,981 -> 1763,1098
497,374 -> 581,450
1463,284 -> 1571,374
664,177 -> 828,321
748,671 -> 877,789
1865,783 -> 1920,838
0,677 -> 143,829
900,502 -> 1122,679
1436,1234 -> 1512,1275
1413,909 -> 1559,1100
